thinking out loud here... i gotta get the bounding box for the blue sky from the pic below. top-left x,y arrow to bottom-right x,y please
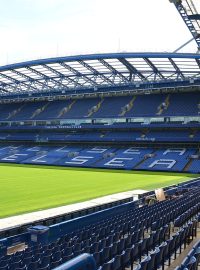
0,0 -> 198,65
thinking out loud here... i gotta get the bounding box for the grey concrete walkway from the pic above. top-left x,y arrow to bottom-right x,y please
0,189 -> 147,231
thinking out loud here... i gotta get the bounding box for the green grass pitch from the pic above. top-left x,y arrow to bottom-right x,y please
0,163 -> 198,218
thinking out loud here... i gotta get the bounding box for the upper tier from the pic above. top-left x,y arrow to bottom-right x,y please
0,92 -> 200,121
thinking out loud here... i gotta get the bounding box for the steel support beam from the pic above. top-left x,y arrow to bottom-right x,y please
99,59 -> 130,84
118,58 -> 146,81
0,72 -> 35,93
59,62 -> 98,87
144,58 -> 165,79
168,58 -> 185,79
78,60 -> 114,85
25,66 -> 57,91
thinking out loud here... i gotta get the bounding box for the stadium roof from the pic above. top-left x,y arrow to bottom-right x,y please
0,52 -> 200,98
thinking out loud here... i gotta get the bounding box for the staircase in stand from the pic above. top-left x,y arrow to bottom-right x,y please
157,94 -> 170,115
119,96 -> 136,117
57,100 -> 76,118
7,104 -> 25,120
31,103 -> 49,119
87,98 -> 104,117
183,149 -> 200,172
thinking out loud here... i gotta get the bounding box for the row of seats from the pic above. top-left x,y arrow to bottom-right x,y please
134,221 -> 197,270
5,178 -> 197,242
51,181 -> 200,270
0,144 -> 199,173
0,198 -> 131,240
0,92 -> 200,121
0,187 -> 199,270
98,220 -> 196,270
138,148 -> 196,172
175,240 -> 200,270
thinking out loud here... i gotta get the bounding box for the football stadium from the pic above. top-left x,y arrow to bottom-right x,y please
0,0 -> 200,269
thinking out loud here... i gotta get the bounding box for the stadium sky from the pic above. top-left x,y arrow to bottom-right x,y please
0,0 -> 198,66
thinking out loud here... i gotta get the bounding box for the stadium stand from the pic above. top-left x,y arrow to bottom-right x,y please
1,0 -> 200,268
0,178 -> 199,270
0,74 -> 199,175
0,89 -> 199,175
138,148 -> 197,172
0,44 -> 200,270
188,160 -> 200,173
0,144 -> 199,173
0,92 -> 200,121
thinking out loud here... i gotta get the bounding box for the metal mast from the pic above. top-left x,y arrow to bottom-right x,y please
170,0 -> 200,52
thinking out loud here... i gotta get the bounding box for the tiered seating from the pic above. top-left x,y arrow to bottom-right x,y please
91,96 -> 131,118
0,103 -> 23,121
0,92 -> 200,121
10,101 -> 48,121
162,92 -> 200,116
94,148 -> 153,169
37,100 -> 72,120
61,98 -> 100,119
125,94 -> 165,117
0,187 -> 199,270
187,159 -> 200,173
138,148 -> 197,172
175,240 -> 200,270
119,96 -> 136,116
54,146 -> 115,168
0,144 -> 198,172
156,94 -> 170,115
